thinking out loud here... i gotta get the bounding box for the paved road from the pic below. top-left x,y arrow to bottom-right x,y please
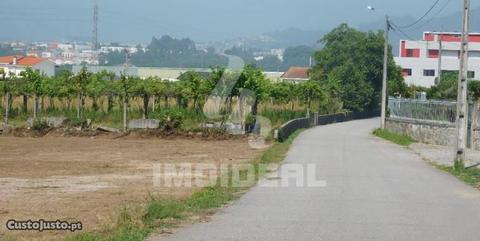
152,119 -> 480,241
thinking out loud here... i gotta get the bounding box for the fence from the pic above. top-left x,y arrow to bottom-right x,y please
388,97 -> 457,124
277,109 -> 381,142
386,97 -> 480,150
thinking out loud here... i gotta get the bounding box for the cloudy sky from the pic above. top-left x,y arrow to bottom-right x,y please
0,0 -> 475,43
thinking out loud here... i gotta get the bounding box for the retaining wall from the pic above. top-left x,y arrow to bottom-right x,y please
386,117 -> 480,150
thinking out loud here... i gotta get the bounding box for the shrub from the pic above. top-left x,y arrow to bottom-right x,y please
31,119 -> 50,132
158,109 -> 184,131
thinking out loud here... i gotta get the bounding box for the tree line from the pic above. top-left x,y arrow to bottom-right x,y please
0,65 -> 328,130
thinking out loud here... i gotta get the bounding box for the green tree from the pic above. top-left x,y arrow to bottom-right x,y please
116,73 -> 134,130
56,70 -> 76,110
235,64 -> 269,115
73,67 -> 91,118
20,67 -> 43,118
426,72 -> 458,100
0,69 -> 15,124
178,71 -> 211,111
132,77 -> 156,118
300,79 -> 324,114
87,71 -> 110,111
469,80 -> 480,101
41,76 -> 62,110
427,71 -> 480,101
311,23 -> 406,111
149,78 -> 167,112
281,45 -> 315,71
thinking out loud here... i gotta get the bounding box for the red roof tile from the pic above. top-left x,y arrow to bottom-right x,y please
0,55 -> 47,66
281,67 -> 310,80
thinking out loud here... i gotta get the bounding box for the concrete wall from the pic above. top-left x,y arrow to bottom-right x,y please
386,118 -> 480,150
33,60 -> 56,77
386,118 -> 457,146
473,127 -> 480,151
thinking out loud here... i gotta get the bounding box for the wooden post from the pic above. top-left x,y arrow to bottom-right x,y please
4,92 -> 9,125
33,95 -> 39,119
77,94 -> 81,119
152,95 -> 156,112
123,100 -> 128,131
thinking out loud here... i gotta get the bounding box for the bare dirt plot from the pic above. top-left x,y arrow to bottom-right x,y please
0,136 -> 261,241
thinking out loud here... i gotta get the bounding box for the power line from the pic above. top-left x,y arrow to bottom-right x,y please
397,0 -> 441,29
411,0 -> 453,31
390,21 -> 415,40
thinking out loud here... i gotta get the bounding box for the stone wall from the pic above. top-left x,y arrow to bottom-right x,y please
127,119 -> 161,129
386,117 -> 480,150
386,118 -> 457,147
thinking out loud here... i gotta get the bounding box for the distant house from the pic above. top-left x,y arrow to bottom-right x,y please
0,55 -> 55,77
281,67 -> 310,83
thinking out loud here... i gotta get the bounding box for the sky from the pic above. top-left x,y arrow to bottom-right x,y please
0,0 -> 476,43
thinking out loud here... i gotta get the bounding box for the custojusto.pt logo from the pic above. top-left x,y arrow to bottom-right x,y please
6,219 -> 83,232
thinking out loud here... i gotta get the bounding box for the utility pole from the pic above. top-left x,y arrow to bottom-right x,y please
455,0 -> 470,168
381,15 -> 390,129
92,0 -> 99,64
93,0 -> 98,51
436,34 -> 443,85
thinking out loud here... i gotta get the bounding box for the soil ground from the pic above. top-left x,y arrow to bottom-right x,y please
0,135 -> 261,241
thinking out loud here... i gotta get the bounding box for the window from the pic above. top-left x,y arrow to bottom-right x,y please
406,49 -> 414,57
402,68 -> 412,77
405,48 -> 420,58
428,50 -> 439,58
468,71 -> 475,79
423,69 -> 435,77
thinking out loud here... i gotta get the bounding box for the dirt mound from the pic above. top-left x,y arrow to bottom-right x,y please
2,126 -> 247,141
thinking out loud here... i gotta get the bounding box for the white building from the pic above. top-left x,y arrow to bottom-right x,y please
0,55 -> 56,77
394,32 -> 480,87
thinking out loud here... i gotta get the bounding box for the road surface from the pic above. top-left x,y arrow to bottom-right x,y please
152,119 -> 480,241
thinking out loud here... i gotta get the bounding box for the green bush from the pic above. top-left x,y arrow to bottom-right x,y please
31,119 -> 50,131
158,109 -> 184,131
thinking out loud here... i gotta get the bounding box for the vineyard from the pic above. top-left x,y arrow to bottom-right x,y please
0,64 -> 337,133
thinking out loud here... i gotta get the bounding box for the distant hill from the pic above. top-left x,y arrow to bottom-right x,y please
224,45 -> 315,72
220,28 -> 325,51
236,6 -> 480,55
101,35 -> 228,68
262,28 -> 326,47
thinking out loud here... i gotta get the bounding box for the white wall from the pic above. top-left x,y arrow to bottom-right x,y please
395,39 -> 480,87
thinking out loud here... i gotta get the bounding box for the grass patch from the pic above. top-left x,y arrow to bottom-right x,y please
373,128 -> 415,146
65,130 -> 303,241
144,199 -> 185,224
259,130 -> 303,164
185,186 -> 234,211
433,164 -> 480,189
